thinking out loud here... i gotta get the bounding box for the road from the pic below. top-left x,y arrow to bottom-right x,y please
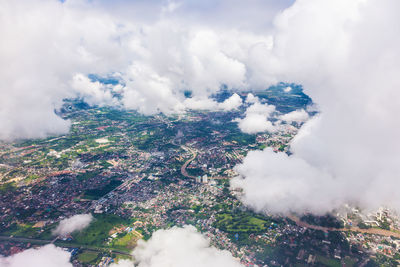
180,145 -> 230,180
288,215 -> 400,238
180,146 -> 197,179
0,235 -> 132,256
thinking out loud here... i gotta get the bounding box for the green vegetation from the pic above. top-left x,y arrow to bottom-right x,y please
316,255 -> 341,267
50,137 -> 82,151
187,168 -> 204,177
25,174 -> 39,183
371,253 -> 399,266
110,231 -> 142,250
37,224 -> 57,240
113,254 -> 133,264
77,251 -> 100,264
357,221 -> 372,229
0,182 -> 16,193
100,161 -> 113,168
73,214 -> 126,247
77,170 -> 101,181
255,83 -> 312,113
301,214 -> 344,229
0,223 -> 38,238
343,257 -> 358,267
83,179 -> 122,200
379,218 -> 391,230
258,144 -> 267,150
214,212 -> 270,233
226,133 -> 255,146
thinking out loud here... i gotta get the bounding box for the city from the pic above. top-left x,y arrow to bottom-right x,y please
1,86 -> 400,266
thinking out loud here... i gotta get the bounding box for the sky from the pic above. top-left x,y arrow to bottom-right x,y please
1,0 -> 400,265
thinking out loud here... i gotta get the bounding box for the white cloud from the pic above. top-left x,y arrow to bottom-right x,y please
0,0 -> 287,140
231,147 -> 342,214
283,86 -> 292,92
71,74 -> 120,107
236,113 -> 275,134
245,93 -> 257,104
279,109 -> 309,123
0,244 -> 72,267
232,0 -> 400,214
218,93 -> 243,111
110,259 -> 135,267
235,100 -> 277,134
52,214 -> 93,236
183,93 -> 242,111
183,97 -> 218,111
111,226 -> 243,267
0,0 -> 129,140
121,63 -> 186,115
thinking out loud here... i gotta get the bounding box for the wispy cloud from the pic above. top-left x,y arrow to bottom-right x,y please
52,214 -> 93,236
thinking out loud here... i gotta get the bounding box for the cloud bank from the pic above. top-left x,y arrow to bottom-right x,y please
52,214 -> 93,236
235,93 -> 310,134
111,226 -> 243,267
184,93 -> 242,112
232,147 -> 341,214
0,0 -> 292,140
235,97 -> 277,134
0,244 -> 72,267
232,0 -> 400,214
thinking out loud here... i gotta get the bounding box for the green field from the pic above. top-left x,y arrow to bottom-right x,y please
82,179 -> 122,200
73,214 -> 127,247
342,257 -> 357,267
0,223 -> 38,238
76,170 -> 101,181
316,255 -> 341,267
111,231 -> 142,250
214,212 -> 270,233
77,251 -> 100,264
0,182 -> 16,193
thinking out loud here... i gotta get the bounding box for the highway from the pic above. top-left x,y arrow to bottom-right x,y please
180,145 -> 198,179
180,145 -> 230,180
0,235 -> 132,256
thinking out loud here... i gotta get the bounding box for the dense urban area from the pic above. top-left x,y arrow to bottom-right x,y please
1,84 -> 400,266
